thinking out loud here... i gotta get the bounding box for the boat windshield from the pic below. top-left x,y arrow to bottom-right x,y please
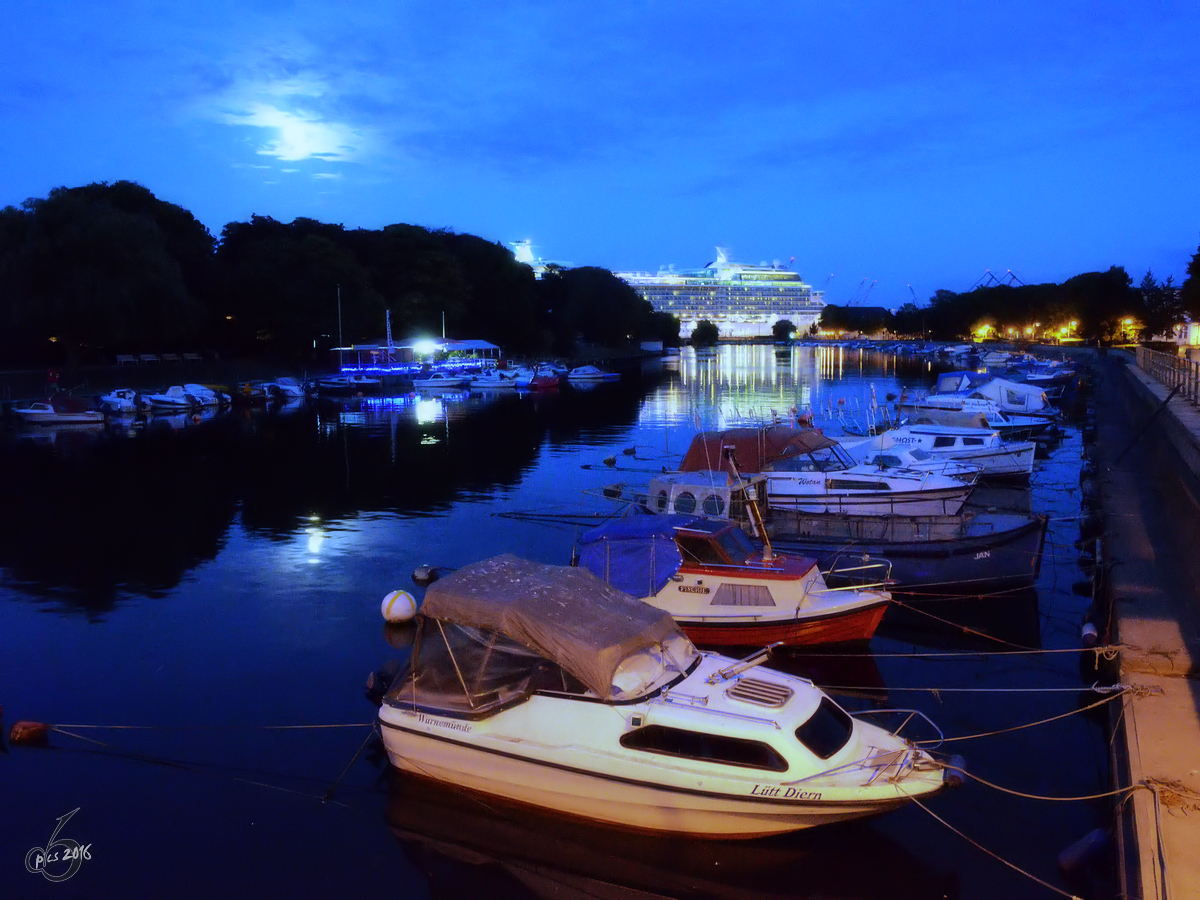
766,446 -> 852,473
386,618 -> 700,715
387,620 -> 575,716
715,526 -> 755,562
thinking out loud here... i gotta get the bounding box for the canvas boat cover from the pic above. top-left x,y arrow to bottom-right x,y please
577,515 -> 705,598
679,425 -> 837,474
419,554 -> 689,701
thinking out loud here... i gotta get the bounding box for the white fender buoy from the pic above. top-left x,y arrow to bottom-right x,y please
381,589 -> 417,623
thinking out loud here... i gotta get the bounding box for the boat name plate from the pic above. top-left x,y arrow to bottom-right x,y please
750,784 -> 823,800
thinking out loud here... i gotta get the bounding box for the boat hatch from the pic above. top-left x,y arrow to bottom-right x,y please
726,676 -> 794,709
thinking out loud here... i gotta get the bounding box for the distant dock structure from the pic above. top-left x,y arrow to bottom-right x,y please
614,248 -> 825,339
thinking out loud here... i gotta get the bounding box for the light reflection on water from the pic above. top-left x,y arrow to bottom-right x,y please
0,346 -> 1106,900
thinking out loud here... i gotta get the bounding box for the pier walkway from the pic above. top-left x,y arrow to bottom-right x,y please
1097,352 -> 1200,900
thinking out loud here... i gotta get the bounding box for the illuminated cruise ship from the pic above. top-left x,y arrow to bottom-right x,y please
616,248 -> 825,339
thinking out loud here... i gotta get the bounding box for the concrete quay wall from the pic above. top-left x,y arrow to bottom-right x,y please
1100,355 -> 1200,900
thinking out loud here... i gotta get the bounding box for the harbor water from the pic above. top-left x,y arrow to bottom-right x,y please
0,345 -> 1112,899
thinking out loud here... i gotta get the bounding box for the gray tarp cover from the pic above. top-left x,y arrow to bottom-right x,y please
419,554 -> 685,701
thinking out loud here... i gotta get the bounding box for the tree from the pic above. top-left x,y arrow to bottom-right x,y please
691,319 -> 719,346
1139,270 -> 1184,341
771,319 -> 796,341
1182,241 -> 1200,318
818,305 -> 893,336
0,181 -> 215,367
1062,267 -> 1137,342
216,216 -> 382,359
534,266 -> 663,354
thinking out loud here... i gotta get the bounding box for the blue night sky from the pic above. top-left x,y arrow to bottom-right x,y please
2,1 -> 1197,307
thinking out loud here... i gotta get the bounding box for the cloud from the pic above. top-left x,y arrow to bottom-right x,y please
221,102 -> 364,162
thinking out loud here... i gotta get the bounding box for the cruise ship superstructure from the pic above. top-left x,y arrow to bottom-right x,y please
617,248 -> 826,339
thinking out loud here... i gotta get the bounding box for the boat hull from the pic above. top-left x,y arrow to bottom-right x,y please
766,482 -> 970,516
675,602 -> 887,647
771,512 -> 1048,594
377,714 -> 916,837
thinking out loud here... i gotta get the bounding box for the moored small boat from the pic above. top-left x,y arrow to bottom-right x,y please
576,515 -> 890,646
567,365 -> 620,383
679,425 -> 973,516
377,554 -> 950,836
411,371 -> 471,391
12,395 -> 104,425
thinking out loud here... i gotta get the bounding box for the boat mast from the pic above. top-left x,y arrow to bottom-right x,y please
337,284 -> 344,371
722,448 -> 773,562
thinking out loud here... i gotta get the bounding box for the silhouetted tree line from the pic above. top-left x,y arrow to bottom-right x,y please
0,181 -> 680,368
825,260 -> 1200,344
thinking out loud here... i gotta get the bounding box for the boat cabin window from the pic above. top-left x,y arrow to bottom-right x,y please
620,724 -> 789,772
825,479 -> 888,492
794,697 -> 853,759
702,493 -> 726,516
674,491 -> 697,514
932,436 -> 958,448
963,437 -> 985,446
907,449 -> 933,462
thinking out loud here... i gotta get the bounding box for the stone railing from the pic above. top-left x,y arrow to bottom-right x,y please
1137,346 -> 1200,404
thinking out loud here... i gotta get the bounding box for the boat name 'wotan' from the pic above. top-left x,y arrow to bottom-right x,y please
750,785 -> 823,800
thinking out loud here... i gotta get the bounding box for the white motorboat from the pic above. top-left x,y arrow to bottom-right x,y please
567,365 -> 620,383
512,365 -> 562,390
838,435 -> 983,483
412,371 -> 471,391
182,384 -> 231,407
905,406 -> 1055,441
13,396 -> 104,425
142,385 -> 199,411
679,426 -> 973,516
856,424 -> 1036,479
469,369 -> 520,390
263,376 -> 307,400
576,515 -> 890,646
900,372 -> 1055,420
315,373 -> 381,394
98,388 -> 150,415
377,554 -> 949,836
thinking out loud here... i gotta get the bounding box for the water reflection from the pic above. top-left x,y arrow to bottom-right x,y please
0,349 -> 958,609
385,771 -> 958,900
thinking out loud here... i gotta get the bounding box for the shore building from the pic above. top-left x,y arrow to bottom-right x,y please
615,249 -> 826,339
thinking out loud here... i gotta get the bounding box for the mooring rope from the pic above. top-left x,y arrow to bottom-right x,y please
47,726 -> 355,807
901,788 -> 1085,900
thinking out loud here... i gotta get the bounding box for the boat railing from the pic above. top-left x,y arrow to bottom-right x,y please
821,556 -> 893,589
851,707 -> 944,749
656,692 -> 782,731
